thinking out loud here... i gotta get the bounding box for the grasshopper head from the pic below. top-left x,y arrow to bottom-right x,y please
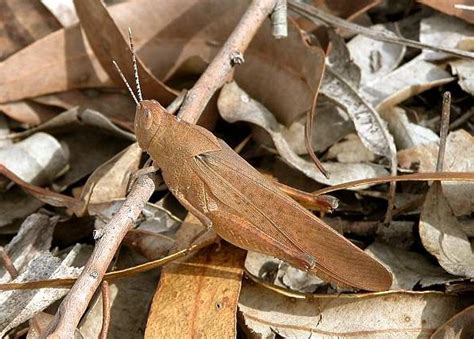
134,100 -> 165,151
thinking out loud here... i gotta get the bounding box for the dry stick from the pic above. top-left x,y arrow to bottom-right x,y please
45,0 -> 280,337
436,92 -> 451,173
98,281 -> 111,339
449,107 -> 474,131
0,247 -> 18,279
288,0 -> 474,60
178,0 -> 279,124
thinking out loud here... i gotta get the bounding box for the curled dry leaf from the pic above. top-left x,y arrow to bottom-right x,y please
321,30 -> 396,163
239,283 -> 467,338
0,132 -> 68,187
419,182 -> 474,278
450,58 -> 474,96
146,241 -> 245,338
218,82 -> 389,185
0,187 -> 44,229
0,245 -> 83,337
73,0 -> 177,106
366,242 -> 457,290
0,214 -> 56,283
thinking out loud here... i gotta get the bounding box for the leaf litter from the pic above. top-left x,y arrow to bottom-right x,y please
0,0 -> 473,337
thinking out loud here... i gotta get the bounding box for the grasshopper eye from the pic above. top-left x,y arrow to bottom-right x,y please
143,108 -> 153,130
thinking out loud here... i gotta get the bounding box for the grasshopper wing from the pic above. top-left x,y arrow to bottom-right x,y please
194,140 -> 392,291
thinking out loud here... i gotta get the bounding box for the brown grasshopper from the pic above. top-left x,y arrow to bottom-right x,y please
114,35 -> 392,292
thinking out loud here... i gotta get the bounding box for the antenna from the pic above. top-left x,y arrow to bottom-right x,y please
128,27 -> 143,102
112,60 -> 139,105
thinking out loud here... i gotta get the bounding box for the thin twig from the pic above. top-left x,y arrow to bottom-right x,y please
271,0 -> 288,39
449,107 -> 474,131
288,0 -> 474,60
0,247 -> 18,279
178,0 -> 279,124
436,92 -> 451,173
44,0 -> 279,337
99,281 -> 111,339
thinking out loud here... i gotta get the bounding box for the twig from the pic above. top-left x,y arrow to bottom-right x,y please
43,174 -> 155,338
0,246 -> 18,279
99,281 -> 111,339
271,0 -> 288,39
288,0 -> 474,60
449,107 -> 474,131
436,92 -> 451,173
178,0 -> 279,124
44,0 -> 279,337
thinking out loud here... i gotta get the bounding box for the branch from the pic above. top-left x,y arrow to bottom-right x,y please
44,0 -> 279,337
178,0 -> 279,124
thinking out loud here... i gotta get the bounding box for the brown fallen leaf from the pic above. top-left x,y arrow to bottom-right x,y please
239,282 -> 469,337
73,0 -> 177,106
146,240 -> 245,338
0,0 -> 324,128
418,0 -> 474,24
0,0 -> 60,61
430,305 -> 474,339
327,133 -> 375,163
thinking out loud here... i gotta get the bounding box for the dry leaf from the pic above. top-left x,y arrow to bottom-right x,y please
327,133 -> 376,163
239,282 -> 467,338
28,312 -> 83,339
450,58 -> 474,96
366,242 -> 457,290
41,0 -> 78,27
419,182 -> 474,278
419,14 -> 474,61
418,1 -> 474,25
74,0 -> 177,106
281,103 -> 353,154
0,132 -> 68,187
0,0 -> 60,61
398,130 -> 474,216
145,241 -> 245,338
80,142 -> 141,206
0,100 -> 58,125
321,30 -> 396,162
379,106 -> 439,150
218,81 -> 389,185
430,305 -> 474,339
348,24 -> 406,85
0,187 -> 44,229
0,245 -> 83,336
0,214 -> 56,283
362,55 -> 454,110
